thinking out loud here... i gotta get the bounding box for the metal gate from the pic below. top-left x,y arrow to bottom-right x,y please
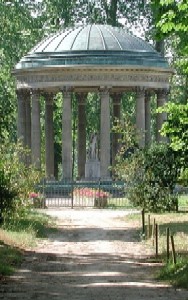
37,179 -> 129,208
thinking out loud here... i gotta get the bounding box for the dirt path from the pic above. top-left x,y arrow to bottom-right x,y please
0,209 -> 188,300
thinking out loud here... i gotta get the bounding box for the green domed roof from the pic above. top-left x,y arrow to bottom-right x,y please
16,24 -> 169,70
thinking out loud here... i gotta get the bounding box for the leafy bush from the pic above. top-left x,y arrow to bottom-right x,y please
0,140 -> 43,221
0,166 -> 18,222
158,258 -> 188,289
115,141 -> 180,212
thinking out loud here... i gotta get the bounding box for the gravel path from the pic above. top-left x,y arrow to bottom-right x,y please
0,208 -> 188,300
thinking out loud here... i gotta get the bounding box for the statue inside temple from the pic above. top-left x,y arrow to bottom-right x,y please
87,133 -> 98,160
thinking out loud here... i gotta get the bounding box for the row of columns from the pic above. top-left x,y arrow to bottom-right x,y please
17,88 -> 167,179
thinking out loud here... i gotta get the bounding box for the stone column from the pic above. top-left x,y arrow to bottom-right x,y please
25,92 -> 31,165
44,92 -> 54,179
100,88 -> 111,178
136,88 -> 145,148
62,89 -> 72,180
17,89 -> 27,146
145,91 -> 151,146
77,92 -> 87,179
17,89 -> 31,165
156,89 -> 167,142
31,90 -> 41,169
25,94 -> 31,150
111,92 -> 121,167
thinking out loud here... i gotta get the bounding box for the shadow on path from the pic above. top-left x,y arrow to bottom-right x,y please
0,209 -> 188,300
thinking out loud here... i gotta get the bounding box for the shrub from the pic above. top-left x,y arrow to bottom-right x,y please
115,143 -> 180,212
0,166 -> 18,222
0,140 -> 43,221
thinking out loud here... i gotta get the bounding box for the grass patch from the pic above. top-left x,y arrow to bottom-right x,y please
158,257 -> 188,289
106,197 -> 134,209
142,211 -> 188,288
178,195 -> 188,210
2,210 -> 57,240
0,243 -> 23,277
0,209 -> 57,277
121,208 -> 188,289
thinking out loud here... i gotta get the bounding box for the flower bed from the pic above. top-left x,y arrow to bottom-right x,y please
73,188 -> 109,208
29,192 -> 46,208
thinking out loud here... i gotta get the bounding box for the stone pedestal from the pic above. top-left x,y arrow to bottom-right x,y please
85,159 -> 100,179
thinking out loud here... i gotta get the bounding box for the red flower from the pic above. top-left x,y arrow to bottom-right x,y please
29,192 -> 39,198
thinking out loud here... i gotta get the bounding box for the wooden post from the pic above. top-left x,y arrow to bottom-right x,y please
147,214 -> 151,239
142,209 -> 145,237
155,223 -> 159,258
171,235 -> 177,264
166,227 -> 170,261
152,218 -> 156,246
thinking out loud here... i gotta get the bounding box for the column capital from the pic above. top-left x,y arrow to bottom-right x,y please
76,92 -> 87,105
135,87 -> 146,95
110,92 -> 122,105
61,86 -> 73,96
16,89 -> 30,100
42,91 -> 55,105
31,89 -> 42,99
99,87 -> 110,97
145,90 -> 152,99
157,88 -> 169,98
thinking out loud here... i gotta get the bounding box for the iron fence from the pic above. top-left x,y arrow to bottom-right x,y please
36,179 -> 188,210
36,179 -> 130,208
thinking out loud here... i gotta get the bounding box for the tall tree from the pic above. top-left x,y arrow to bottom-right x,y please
0,0 -> 44,142
156,0 -> 188,74
156,0 -> 188,181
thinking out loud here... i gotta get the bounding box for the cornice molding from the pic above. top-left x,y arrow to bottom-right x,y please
16,68 -> 171,90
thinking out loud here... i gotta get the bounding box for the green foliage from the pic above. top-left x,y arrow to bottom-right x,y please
158,258 -> 188,289
0,244 -> 22,276
114,116 -> 180,212
2,211 -> 56,240
0,0 -> 44,143
53,93 -> 63,178
157,0 -> 188,74
0,211 -> 56,277
121,147 -> 178,212
158,102 -> 188,180
0,166 -> 18,220
0,141 -> 43,220
0,0 -> 44,68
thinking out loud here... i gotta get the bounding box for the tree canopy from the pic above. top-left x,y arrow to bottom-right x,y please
0,0 -> 187,180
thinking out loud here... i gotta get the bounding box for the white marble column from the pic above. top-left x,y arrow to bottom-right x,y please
62,89 -> 72,179
156,89 -> 167,142
77,93 -> 87,179
31,90 -> 41,169
136,88 -> 145,148
100,88 -> 111,178
145,91 -> 151,146
111,92 -> 121,167
44,92 -> 54,179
